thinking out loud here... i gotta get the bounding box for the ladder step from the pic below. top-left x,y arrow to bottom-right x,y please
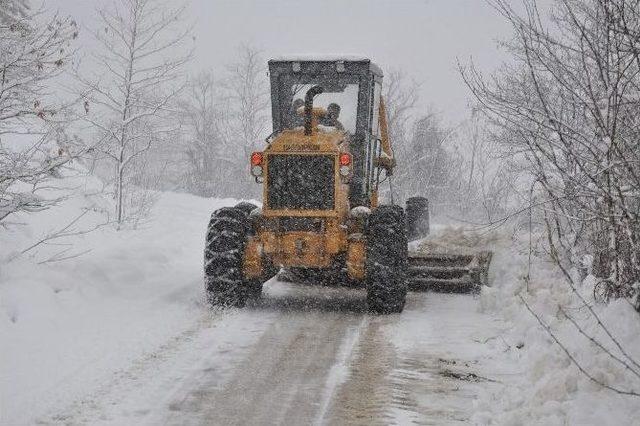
409,277 -> 479,293
408,265 -> 470,279
408,255 -> 475,268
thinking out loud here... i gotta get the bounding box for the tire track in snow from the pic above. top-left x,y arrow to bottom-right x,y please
44,305 -> 276,426
313,316 -> 368,426
168,284 -> 368,426
324,315 -> 400,426
42,283 -> 513,426
325,293 -> 510,425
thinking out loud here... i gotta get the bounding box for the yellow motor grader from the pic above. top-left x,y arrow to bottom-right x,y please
204,57 -> 491,313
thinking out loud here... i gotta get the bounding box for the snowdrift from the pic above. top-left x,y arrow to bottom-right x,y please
0,173 -> 238,425
411,225 -> 640,424
475,228 -> 640,425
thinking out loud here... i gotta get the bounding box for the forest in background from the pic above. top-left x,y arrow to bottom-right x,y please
0,0 -> 513,230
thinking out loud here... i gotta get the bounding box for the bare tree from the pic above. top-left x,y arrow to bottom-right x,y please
380,70 -> 419,204
225,45 -> 270,155
463,0 -> 640,295
454,109 -> 515,222
178,71 -> 239,197
180,73 -> 216,196
0,0 -> 29,23
384,70 -> 420,149
222,45 -> 269,198
0,0 -> 81,225
177,46 -> 268,199
76,0 -> 192,226
402,113 -> 459,215
461,0 -> 640,396
382,70 -> 482,219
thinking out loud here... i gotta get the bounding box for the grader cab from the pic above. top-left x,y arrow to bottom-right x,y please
203,57 -> 491,313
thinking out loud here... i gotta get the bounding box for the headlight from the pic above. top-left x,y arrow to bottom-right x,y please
251,165 -> 263,177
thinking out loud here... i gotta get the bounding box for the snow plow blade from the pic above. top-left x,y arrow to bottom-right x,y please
407,251 -> 492,293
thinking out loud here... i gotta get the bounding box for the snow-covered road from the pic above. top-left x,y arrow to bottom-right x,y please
39,280 -> 514,426
4,191 -> 640,425
4,189 -> 640,425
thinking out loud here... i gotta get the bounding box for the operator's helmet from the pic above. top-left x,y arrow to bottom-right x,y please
292,98 -> 304,113
327,103 -> 341,119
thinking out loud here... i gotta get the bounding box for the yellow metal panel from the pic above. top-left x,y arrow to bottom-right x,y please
346,237 -> 366,281
370,190 -> 379,208
269,232 -> 332,268
377,97 -> 397,172
243,237 -> 263,279
252,126 -> 354,271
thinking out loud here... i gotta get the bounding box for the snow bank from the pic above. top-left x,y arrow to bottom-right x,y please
0,174 -> 239,425
415,225 -> 640,424
469,227 -> 640,425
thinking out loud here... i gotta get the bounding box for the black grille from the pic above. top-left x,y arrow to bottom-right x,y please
279,217 -> 323,232
267,155 -> 335,210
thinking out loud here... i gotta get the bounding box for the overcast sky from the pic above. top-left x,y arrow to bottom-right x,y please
47,0 -> 514,124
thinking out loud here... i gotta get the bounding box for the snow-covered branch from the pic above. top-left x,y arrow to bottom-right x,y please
76,0 -> 193,225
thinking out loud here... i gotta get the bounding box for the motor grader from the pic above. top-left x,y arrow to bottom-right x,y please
204,57 -> 491,313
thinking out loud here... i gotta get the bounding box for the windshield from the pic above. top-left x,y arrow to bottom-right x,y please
284,82 -> 359,134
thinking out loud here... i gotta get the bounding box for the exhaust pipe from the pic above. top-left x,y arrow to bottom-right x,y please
304,85 -> 324,136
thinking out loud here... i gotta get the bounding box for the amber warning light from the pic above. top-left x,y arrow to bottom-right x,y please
251,152 -> 263,166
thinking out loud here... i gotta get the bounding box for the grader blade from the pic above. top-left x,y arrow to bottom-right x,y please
407,250 -> 492,293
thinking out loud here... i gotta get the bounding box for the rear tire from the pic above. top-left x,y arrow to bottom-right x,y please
366,205 -> 408,314
406,196 -> 430,241
234,201 -> 259,216
204,205 -> 255,307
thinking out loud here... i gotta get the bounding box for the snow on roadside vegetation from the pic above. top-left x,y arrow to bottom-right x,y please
420,226 -> 640,425
0,172 -> 240,425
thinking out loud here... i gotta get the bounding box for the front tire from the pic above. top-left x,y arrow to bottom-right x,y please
366,205 -> 408,314
204,205 -> 254,307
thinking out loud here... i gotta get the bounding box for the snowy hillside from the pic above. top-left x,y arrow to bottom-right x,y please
0,179 -> 239,425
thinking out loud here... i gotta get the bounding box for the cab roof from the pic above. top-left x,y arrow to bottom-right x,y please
268,55 -> 383,77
